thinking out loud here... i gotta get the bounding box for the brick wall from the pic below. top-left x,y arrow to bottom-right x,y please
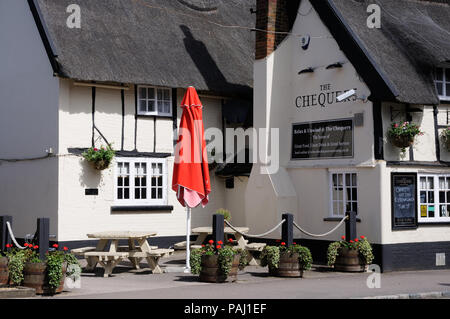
255,0 -> 290,60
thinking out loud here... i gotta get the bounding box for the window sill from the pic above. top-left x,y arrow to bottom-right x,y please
136,114 -> 173,119
418,222 -> 450,226
324,217 -> 361,223
111,205 -> 173,212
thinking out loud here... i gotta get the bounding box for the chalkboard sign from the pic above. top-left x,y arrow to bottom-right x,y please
291,119 -> 353,160
391,173 -> 418,230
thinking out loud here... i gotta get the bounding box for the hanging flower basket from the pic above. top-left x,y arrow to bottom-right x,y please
387,121 -> 423,152
390,135 -> 415,149
441,127 -> 450,152
93,160 -> 111,170
82,146 -> 115,171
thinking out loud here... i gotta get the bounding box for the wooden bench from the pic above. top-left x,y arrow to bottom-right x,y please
84,248 -> 175,276
245,243 -> 267,266
84,252 -> 129,277
173,241 -> 202,250
71,246 -> 96,256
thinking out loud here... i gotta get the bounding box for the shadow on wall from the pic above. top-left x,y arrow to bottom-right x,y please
79,158 -> 103,189
179,25 -> 252,99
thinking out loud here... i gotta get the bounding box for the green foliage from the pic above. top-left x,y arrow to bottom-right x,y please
46,251 -> 65,291
327,241 -> 341,267
290,245 -> 313,271
82,145 -> 115,164
261,244 -> 313,271
356,237 -> 374,265
215,208 -> 231,221
260,246 -> 280,271
189,240 -> 244,276
235,248 -> 249,270
388,121 -> 423,139
327,236 -> 374,266
190,248 -> 203,275
217,246 -> 235,276
5,249 -> 27,286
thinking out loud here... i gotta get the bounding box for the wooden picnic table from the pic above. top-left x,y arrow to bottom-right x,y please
191,226 -> 250,249
76,231 -> 173,277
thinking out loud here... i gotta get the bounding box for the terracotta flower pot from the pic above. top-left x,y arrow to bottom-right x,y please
199,254 -> 240,283
0,257 -> 9,286
268,252 -> 304,278
23,262 -> 67,295
334,248 -> 366,272
390,135 -> 414,149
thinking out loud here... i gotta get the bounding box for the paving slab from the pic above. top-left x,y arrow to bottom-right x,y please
19,251 -> 450,299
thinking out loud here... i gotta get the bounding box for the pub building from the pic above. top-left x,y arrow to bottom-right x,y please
247,0 -> 450,271
0,0 -> 254,248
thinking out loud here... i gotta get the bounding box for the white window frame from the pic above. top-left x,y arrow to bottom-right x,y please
434,67 -> 450,101
329,171 -> 358,217
114,157 -> 168,206
418,174 -> 450,223
137,85 -> 173,116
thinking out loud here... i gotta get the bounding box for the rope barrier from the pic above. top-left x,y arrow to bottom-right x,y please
225,219 -> 285,238
6,222 -> 26,250
293,215 -> 348,238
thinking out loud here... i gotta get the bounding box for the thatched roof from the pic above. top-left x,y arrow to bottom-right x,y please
312,0 -> 450,105
34,0 -> 255,98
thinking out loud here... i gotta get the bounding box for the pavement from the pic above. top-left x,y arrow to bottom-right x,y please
25,251 -> 450,299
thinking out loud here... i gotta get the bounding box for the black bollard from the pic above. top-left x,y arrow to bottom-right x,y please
0,216 -> 12,252
281,213 -> 294,247
345,211 -> 357,242
212,214 -> 224,248
37,218 -> 50,261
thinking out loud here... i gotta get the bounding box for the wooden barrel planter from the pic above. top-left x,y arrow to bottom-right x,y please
199,254 -> 240,283
0,257 -> 9,287
23,262 -> 67,295
334,248 -> 366,272
269,252 -> 303,278
390,135 -> 414,149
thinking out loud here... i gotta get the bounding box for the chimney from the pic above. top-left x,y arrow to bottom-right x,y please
255,0 -> 290,60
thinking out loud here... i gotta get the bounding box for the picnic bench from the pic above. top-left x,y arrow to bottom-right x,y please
71,231 -> 174,277
174,226 -> 250,250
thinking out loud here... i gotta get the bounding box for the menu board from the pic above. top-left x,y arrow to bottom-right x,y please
291,119 -> 353,160
391,173 -> 418,230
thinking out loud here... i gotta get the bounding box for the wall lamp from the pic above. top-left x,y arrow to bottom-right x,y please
298,67 -> 315,75
326,62 -> 343,69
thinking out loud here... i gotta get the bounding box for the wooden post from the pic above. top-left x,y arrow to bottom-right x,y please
0,216 -> 12,252
345,211 -> 357,242
212,214 -> 224,248
37,218 -> 50,261
282,213 -> 293,247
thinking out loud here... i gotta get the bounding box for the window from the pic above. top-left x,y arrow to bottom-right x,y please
419,175 -> 450,223
138,86 -> 172,116
115,158 -> 167,206
329,172 -> 358,217
435,67 -> 450,101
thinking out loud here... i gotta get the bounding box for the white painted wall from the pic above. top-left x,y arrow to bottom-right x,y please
248,0 -> 450,246
0,0 -> 59,238
57,82 -> 236,241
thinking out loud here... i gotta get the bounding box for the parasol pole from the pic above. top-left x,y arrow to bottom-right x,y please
184,205 -> 191,273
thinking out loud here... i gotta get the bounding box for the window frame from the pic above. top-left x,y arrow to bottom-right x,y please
137,85 -> 173,117
328,171 -> 358,218
114,157 -> 168,206
434,67 -> 450,101
418,174 -> 450,224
